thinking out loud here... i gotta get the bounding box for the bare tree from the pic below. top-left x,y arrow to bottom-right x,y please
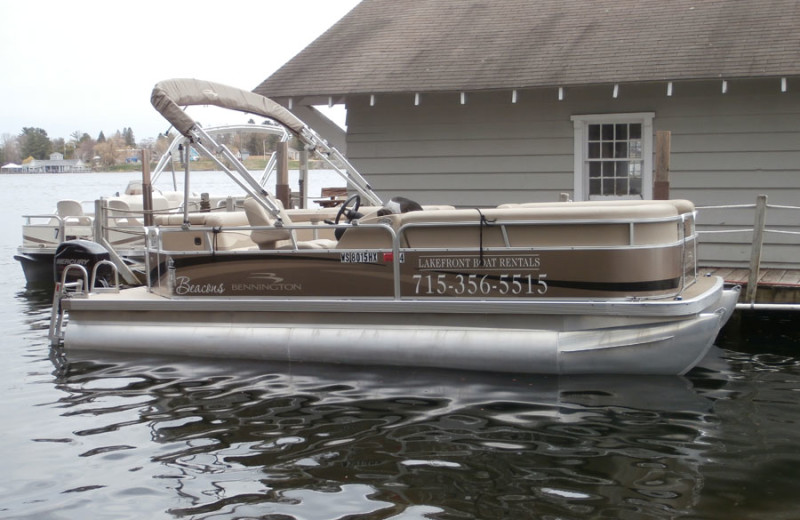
1,133 -> 21,163
76,133 -> 95,162
93,133 -> 124,168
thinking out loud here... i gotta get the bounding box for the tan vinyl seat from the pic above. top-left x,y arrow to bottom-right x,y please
243,197 -> 337,250
107,199 -> 142,226
56,199 -> 92,225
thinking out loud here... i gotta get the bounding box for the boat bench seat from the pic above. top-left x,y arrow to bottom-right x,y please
154,211 -> 250,227
337,202 -> 686,249
155,211 -> 255,251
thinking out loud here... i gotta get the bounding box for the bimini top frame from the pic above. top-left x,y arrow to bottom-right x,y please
150,78 -> 383,220
150,123 -> 291,191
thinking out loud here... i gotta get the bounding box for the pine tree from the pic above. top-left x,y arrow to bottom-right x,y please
19,127 -> 51,159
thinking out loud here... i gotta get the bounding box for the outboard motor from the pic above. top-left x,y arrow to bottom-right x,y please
53,240 -> 113,287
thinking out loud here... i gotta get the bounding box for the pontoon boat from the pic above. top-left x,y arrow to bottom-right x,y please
49,78 -> 739,375
15,123 -> 291,286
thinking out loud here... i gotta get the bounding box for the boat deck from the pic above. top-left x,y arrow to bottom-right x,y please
62,275 -> 726,319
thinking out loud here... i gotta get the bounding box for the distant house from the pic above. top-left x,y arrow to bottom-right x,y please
0,163 -> 23,173
18,152 -> 91,173
255,0 -> 800,268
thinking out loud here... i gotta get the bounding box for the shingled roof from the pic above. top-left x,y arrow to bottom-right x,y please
255,0 -> 800,99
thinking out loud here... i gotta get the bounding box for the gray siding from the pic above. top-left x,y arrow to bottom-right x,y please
345,90 -> 576,206
344,79 -> 800,268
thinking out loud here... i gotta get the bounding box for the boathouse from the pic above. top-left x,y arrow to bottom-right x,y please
255,0 -> 800,270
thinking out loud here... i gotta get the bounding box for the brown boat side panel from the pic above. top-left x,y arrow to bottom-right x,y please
157,255 -> 395,297
401,247 -> 684,298
153,245 -> 686,299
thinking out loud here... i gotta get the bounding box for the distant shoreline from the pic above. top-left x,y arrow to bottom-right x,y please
3,157 -> 329,174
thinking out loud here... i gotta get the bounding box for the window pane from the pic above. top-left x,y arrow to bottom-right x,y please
602,162 -> 614,177
615,178 -> 629,196
630,177 -> 642,195
602,142 -> 614,158
589,162 -> 601,178
590,178 -> 601,195
589,142 -> 600,158
589,124 -> 600,141
615,124 -> 628,140
602,124 -> 614,140
629,124 -> 642,139
615,142 -> 628,158
629,140 -> 642,159
616,161 -> 629,176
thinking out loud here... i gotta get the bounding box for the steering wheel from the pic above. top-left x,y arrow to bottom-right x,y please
334,194 -> 361,225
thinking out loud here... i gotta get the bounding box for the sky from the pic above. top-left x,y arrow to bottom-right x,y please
0,0 -> 360,143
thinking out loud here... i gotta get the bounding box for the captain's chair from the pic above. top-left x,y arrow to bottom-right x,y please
243,197 -> 338,250
243,197 -> 293,249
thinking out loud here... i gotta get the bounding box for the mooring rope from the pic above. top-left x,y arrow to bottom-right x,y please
475,208 -> 496,267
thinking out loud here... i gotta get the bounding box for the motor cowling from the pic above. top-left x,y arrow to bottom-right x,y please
53,240 -> 112,286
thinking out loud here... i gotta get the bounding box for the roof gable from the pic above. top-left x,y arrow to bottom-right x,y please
255,0 -> 800,98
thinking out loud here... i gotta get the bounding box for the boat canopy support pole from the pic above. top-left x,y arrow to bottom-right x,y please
183,150 -> 191,227
189,126 -> 285,220
298,127 -> 381,207
141,149 -> 154,226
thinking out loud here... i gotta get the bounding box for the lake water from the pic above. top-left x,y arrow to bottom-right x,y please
2,173 -> 800,519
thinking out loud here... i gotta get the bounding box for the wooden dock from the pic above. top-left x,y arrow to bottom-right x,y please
694,194 -> 800,307
699,267 -> 800,304
702,267 -> 800,347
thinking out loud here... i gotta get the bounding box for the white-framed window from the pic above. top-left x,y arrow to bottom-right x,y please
571,113 -> 654,200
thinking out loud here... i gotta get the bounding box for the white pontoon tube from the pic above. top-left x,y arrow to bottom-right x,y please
151,78 -> 383,220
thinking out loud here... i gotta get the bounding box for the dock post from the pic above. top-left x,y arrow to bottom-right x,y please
299,149 -> 309,209
745,194 -> 768,303
654,131 -> 670,200
276,141 -> 291,208
141,149 -> 153,226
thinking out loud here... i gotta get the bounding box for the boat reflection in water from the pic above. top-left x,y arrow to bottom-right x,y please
52,348 -> 736,518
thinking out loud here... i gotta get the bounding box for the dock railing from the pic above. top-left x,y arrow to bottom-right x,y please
697,194 -> 800,307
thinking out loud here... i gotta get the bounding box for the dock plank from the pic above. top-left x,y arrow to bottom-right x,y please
780,270 -> 800,285
727,269 -> 750,284
760,270 -> 787,284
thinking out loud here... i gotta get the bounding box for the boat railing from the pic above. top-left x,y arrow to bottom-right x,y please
144,209 -> 695,300
145,212 -> 693,252
48,264 -> 89,345
98,197 -> 244,245
48,260 -> 122,345
146,220 -> 399,254
91,260 -> 121,293
394,214 -> 694,249
21,213 -> 66,224
20,213 -> 94,247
